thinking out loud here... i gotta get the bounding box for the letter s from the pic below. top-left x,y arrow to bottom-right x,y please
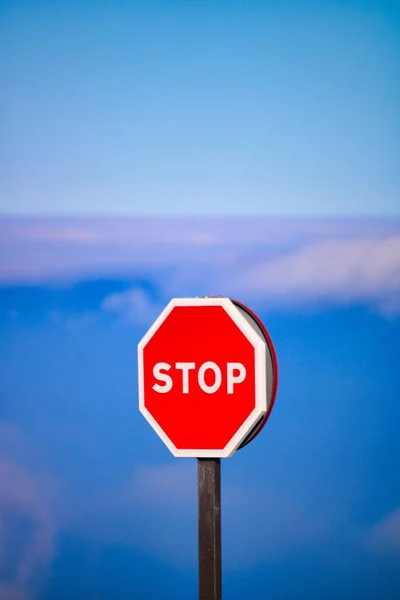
152,362 -> 173,393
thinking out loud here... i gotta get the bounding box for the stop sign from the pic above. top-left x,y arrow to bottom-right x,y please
138,297 -> 277,458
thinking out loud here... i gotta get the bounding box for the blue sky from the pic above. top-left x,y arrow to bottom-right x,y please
1,1 -> 400,599
0,216 -> 400,599
1,0 -> 399,215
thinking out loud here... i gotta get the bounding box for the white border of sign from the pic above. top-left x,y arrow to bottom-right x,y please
138,297 -> 268,458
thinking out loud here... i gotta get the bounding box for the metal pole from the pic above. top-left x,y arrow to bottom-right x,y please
198,458 -> 222,600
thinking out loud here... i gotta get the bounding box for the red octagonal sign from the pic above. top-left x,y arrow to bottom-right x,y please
138,297 -> 277,458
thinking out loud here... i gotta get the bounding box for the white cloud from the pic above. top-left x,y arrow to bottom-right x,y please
366,508 -> 400,555
0,423 -> 59,600
0,458 -> 56,600
1,217 -> 399,317
226,235 -> 400,315
96,233 -> 400,320
101,288 -> 162,325
1,216 -> 397,246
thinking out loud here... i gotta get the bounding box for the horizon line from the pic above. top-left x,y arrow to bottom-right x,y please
1,213 -> 400,221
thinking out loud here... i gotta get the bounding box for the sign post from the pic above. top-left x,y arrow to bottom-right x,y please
138,297 -> 278,600
198,458 -> 221,600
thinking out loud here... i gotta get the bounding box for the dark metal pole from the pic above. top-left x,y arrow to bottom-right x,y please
198,458 -> 222,600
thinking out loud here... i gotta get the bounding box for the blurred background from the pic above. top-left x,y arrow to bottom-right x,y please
1,1 -> 399,599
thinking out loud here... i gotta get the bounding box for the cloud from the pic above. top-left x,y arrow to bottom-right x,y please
98,233 -> 400,319
227,234 -> 400,316
1,217 -> 399,317
101,288 -> 163,325
0,424 -> 57,600
366,508 -> 400,556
